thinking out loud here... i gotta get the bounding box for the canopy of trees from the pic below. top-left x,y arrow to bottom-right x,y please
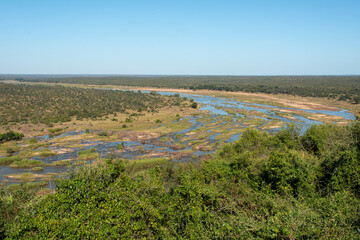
0,83 -> 188,125
3,75 -> 360,103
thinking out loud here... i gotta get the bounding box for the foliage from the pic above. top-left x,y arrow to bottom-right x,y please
0,131 -> 24,142
190,102 -> 198,109
116,142 -> 124,150
1,121 -> 360,238
0,83 -> 191,125
7,75 -> 360,103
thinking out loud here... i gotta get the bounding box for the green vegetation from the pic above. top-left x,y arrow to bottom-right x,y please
0,120 -> 359,238
8,75 -> 360,103
190,102 -> 198,109
116,142 -> 124,150
52,159 -> 72,166
78,148 -> 99,160
9,159 -> 44,168
0,82 -> 191,125
31,167 -> 44,172
48,128 -> 63,134
0,131 -> 24,142
0,156 -> 21,165
97,131 -> 108,137
38,149 -> 56,157
27,142 -> 50,150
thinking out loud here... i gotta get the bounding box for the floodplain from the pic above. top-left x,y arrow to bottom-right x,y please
0,81 -> 356,187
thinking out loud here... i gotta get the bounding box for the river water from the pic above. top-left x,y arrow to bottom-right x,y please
0,89 -> 356,186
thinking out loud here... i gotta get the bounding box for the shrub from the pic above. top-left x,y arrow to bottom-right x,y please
190,102 -> 198,109
262,150 -> 317,196
97,131 -> 108,137
116,142 -> 124,150
48,128 -> 63,134
0,131 -> 24,142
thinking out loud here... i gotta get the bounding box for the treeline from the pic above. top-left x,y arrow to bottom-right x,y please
0,83 -> 188,125
4,75 -> 360,103
1,120 -> 359,238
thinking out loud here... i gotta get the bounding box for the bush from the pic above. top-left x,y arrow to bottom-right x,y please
190,102 -> 198,109
116,142 -> 124,150
262,150 -> 317,196
48,128 -> 63,134
0,131 -> 24,142
97,131 -> 108,137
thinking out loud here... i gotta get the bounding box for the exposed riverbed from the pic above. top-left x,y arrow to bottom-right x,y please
0,89 -> 356,187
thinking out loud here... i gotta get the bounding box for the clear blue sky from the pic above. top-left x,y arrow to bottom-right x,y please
0,0 -> 359,75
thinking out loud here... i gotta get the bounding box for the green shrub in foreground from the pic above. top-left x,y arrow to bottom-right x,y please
2,122 -> 360,239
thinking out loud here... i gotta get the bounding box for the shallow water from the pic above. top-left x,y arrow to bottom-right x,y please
1,89 -> 356,187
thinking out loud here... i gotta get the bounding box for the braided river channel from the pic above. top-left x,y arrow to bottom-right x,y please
0,89 -> 356,188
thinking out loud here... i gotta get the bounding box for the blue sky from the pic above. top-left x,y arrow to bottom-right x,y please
0,0 -> 359,75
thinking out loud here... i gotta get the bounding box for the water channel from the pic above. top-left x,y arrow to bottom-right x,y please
0,89 -> 356,186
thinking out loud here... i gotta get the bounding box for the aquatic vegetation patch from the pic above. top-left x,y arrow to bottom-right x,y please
0,142 -> 20,155
38,149 -> 56,157
52,159 -> 72,166
10,159 -> 45,168
0,155 -> 22,165
6,172 -> 57,181
27,142 -> 50,150
31,167 -> 44,172
78,148 -> 99,160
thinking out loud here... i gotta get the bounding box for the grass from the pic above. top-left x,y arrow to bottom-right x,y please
31,167 -> 44,171
27,142 -> 50,150
159,136 -> 170,142
78,148 -> 99,160
0,142 -> 20,156
73,160 -> 88,166
6,172 -> 58,181
38,149 -> 56,157
10,159 -> 45,168
5,172 -> 41,181
52,159 -> 72,166
7,181 -> 48,192
175,133 -> 183,139
0,155 -> 22,165
17,149 -> 37,158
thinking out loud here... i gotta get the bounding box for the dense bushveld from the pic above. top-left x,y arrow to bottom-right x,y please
1,120 -> 359,239
0,83 -> 188,125
0,131 -> 24,142
4,75 -> 360,103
